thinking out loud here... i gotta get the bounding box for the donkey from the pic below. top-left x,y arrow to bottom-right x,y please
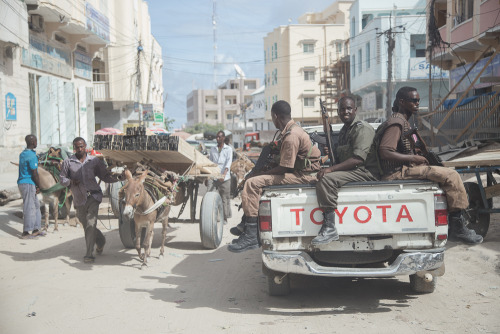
121,170 -> 183,267
37,166 -> 73,231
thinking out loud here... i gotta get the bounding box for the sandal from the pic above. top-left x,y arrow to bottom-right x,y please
83,256 -> 95,263
20,232 -> 32,239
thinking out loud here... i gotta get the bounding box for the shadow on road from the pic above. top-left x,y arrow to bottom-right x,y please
126,245 -> 418,316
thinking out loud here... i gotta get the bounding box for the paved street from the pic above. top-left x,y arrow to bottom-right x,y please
0,192 -> 499,333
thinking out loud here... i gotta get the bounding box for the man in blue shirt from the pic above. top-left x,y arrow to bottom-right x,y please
208,131 -> 233,224
17,135 -> 42,239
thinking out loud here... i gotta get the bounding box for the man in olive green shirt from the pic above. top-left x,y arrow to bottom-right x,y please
313,96 -> 379,245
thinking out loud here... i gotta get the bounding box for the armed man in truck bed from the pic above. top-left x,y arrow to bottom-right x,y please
228,100 -> 321,253
313,96 -> 380,245
374,86 -> 482,244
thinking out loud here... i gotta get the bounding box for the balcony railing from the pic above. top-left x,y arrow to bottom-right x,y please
93,81 -> 109,101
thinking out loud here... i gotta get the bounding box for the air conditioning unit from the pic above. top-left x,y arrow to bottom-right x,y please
29,15 -> 44,32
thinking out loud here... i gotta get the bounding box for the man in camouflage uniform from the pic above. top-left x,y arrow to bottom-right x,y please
375,86 -> 482,244
313,96 -> 380,245
228,100 -> 321,253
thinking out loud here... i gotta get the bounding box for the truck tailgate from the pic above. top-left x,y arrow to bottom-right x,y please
262,182 -> 440,238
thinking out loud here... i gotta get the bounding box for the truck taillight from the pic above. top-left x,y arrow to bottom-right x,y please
434,194 -> 448,226
259,200 -> 272,231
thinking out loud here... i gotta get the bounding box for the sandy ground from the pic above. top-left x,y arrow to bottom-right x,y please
0,193 -> 499,334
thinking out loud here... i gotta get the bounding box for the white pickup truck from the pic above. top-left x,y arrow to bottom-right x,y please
258,179 -> 449,296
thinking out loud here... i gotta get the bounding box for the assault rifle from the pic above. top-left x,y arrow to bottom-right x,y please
234,141 -> 280,196
319,99 -> 335,166
405,128 -> 443,166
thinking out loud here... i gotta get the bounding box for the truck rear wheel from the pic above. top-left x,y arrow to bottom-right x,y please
266,270 -> 290,296
410,274 -> 437,293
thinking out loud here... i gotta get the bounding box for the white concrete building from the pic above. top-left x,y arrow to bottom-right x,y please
246,85 -> 276,144
93,0 -> 164,132
263,1 -> 353,126
0,0 -> 108,173
0,0 -> 162,173
349,0 -> 449,120
186,77 -> 260,135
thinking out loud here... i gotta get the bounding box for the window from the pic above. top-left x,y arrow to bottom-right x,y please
304,97 -> 314,107
352,55 -> 355,77
264,51 -> 266,64
358,49 -> 362,73
410,34 -> 426,58
455,0 -> 473,26
274,42 -> 278,59
304,70 -> 315,81
303,43 -> 314,53
336,42 -> 342,54
351,17 -> 356,37
366,42 -> 370,69
362,14 -> 373,29
92,69 -> 101,81
227,113 -> 232,120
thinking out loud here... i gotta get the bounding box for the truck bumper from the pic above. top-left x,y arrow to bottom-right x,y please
262,249 -> 445,278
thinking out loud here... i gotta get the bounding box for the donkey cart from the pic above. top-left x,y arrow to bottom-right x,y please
95,133 -> 223,249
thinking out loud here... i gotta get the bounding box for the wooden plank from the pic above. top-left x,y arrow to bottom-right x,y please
485,184 -> 500,199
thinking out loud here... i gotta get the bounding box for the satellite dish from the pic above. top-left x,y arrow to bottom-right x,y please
234,64 -> 246,79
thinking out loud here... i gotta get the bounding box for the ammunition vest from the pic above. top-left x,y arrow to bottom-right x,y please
374,113 -> 413,175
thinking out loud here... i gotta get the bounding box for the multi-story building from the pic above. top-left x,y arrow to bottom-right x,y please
186,77 -> 260,146
93,0 -> 164,132
0,0 -> 109,173
349,0 -> 450,121
425,0 -> 499,143
246,85 -> 276,144
0,0 -> 163,173
263,1 -> 353,126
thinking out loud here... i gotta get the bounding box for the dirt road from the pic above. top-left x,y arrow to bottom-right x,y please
0,196 -> 499,334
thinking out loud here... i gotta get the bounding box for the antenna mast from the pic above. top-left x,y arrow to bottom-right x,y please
212,0 -> 217,88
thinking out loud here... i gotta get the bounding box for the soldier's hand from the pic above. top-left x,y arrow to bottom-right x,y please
411,155 -> 428,165
317,167 -> 333,180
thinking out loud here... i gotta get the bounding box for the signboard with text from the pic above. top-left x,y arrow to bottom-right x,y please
409,58 -> 449,80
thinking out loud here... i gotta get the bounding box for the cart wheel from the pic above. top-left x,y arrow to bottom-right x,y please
199,191 -> 224,249
463,182 -> 491,238
190,182 -> 199,222
118,197 -> 145,248
110,181 -> 125,218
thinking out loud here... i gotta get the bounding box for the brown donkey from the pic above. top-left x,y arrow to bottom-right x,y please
121,170 -> 174,267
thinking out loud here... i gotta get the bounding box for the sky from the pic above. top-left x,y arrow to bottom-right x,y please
146,0 -> 335,129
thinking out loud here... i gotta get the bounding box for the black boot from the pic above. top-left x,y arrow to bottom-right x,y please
311,209 -> 339,245
448,211 -> 483,244
228,217 -> 259,253
230,215 -> 246,236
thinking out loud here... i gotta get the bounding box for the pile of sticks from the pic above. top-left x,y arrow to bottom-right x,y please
93,131 -> 180,151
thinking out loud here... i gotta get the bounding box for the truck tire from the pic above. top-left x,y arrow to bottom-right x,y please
410,274 -> 437,293
267,270 -> 290,296
118,199 -> 145,249
199,191 -> 223,249
463,182 -> 491,237
110,181 -> 125,218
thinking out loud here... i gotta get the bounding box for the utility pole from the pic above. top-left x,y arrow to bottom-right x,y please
136,40 -> 143,125
212,0 -> 217,88
377,16 -> 404,120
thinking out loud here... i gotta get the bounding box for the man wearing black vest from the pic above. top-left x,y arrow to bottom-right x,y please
374,86 -> 482,244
